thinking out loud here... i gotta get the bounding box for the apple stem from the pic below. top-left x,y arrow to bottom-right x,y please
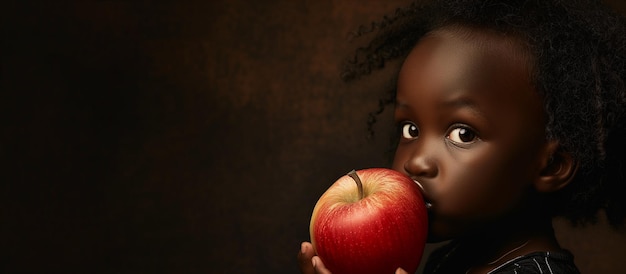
347,170 -> 364,200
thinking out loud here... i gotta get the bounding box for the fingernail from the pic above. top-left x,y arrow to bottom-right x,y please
301,242 -> 307,254
312,257 -> 317,268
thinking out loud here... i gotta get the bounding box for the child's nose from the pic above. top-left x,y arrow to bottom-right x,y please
403,145 -> 438,179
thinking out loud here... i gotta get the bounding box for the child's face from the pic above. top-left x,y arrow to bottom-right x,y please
391,28 -> 550,242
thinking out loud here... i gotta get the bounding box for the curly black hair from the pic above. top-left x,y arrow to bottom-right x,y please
344,0 -> 626,227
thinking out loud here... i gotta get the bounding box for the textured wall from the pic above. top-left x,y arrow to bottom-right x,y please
3,1 -> 626,273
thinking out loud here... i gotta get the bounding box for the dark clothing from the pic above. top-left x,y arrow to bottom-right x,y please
424,241 -> 580,273
484,251 -> 580,273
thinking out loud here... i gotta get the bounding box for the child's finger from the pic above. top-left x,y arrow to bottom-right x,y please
311,256 -> 332,274
297,242 -> 316,274
395,267 -> 409,274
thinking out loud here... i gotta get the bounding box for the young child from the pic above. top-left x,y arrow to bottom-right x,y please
298,0 -> 626,273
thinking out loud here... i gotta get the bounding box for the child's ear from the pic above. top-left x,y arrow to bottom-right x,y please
534,141 -> 578,193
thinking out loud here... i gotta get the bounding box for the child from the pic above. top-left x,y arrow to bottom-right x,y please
298,0 -> 626,273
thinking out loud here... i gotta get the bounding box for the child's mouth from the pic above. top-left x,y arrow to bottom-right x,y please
412,179 -> 433,209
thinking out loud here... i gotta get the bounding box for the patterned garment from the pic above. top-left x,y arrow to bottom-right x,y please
424,241 -> 580,274
486,251 -> 580,274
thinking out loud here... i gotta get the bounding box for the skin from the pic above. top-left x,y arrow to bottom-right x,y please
299,26 -> 573,274
393,27 -> 549,242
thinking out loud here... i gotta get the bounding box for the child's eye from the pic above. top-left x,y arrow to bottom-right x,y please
447,126 -> 478,144
400,122 -> 419,139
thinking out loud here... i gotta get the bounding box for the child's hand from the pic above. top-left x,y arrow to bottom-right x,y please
298,242 -> 331,274
395,268 -> 409,274
298,241 -> 410,274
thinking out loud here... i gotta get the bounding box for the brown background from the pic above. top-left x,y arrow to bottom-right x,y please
3,1 -> 626,273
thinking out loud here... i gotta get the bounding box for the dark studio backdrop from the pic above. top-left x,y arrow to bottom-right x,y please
3,1 -> 626,273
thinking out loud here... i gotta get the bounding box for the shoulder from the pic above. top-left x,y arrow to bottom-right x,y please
489,251 -> 580,274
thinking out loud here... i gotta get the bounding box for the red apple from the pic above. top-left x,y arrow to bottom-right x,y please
309,168 -> 428,274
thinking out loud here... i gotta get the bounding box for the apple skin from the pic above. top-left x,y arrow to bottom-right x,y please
310,168 -> 428,274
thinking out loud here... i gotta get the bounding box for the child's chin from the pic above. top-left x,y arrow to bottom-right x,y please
425,221 -> 461,243
426,232 -> 452,243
